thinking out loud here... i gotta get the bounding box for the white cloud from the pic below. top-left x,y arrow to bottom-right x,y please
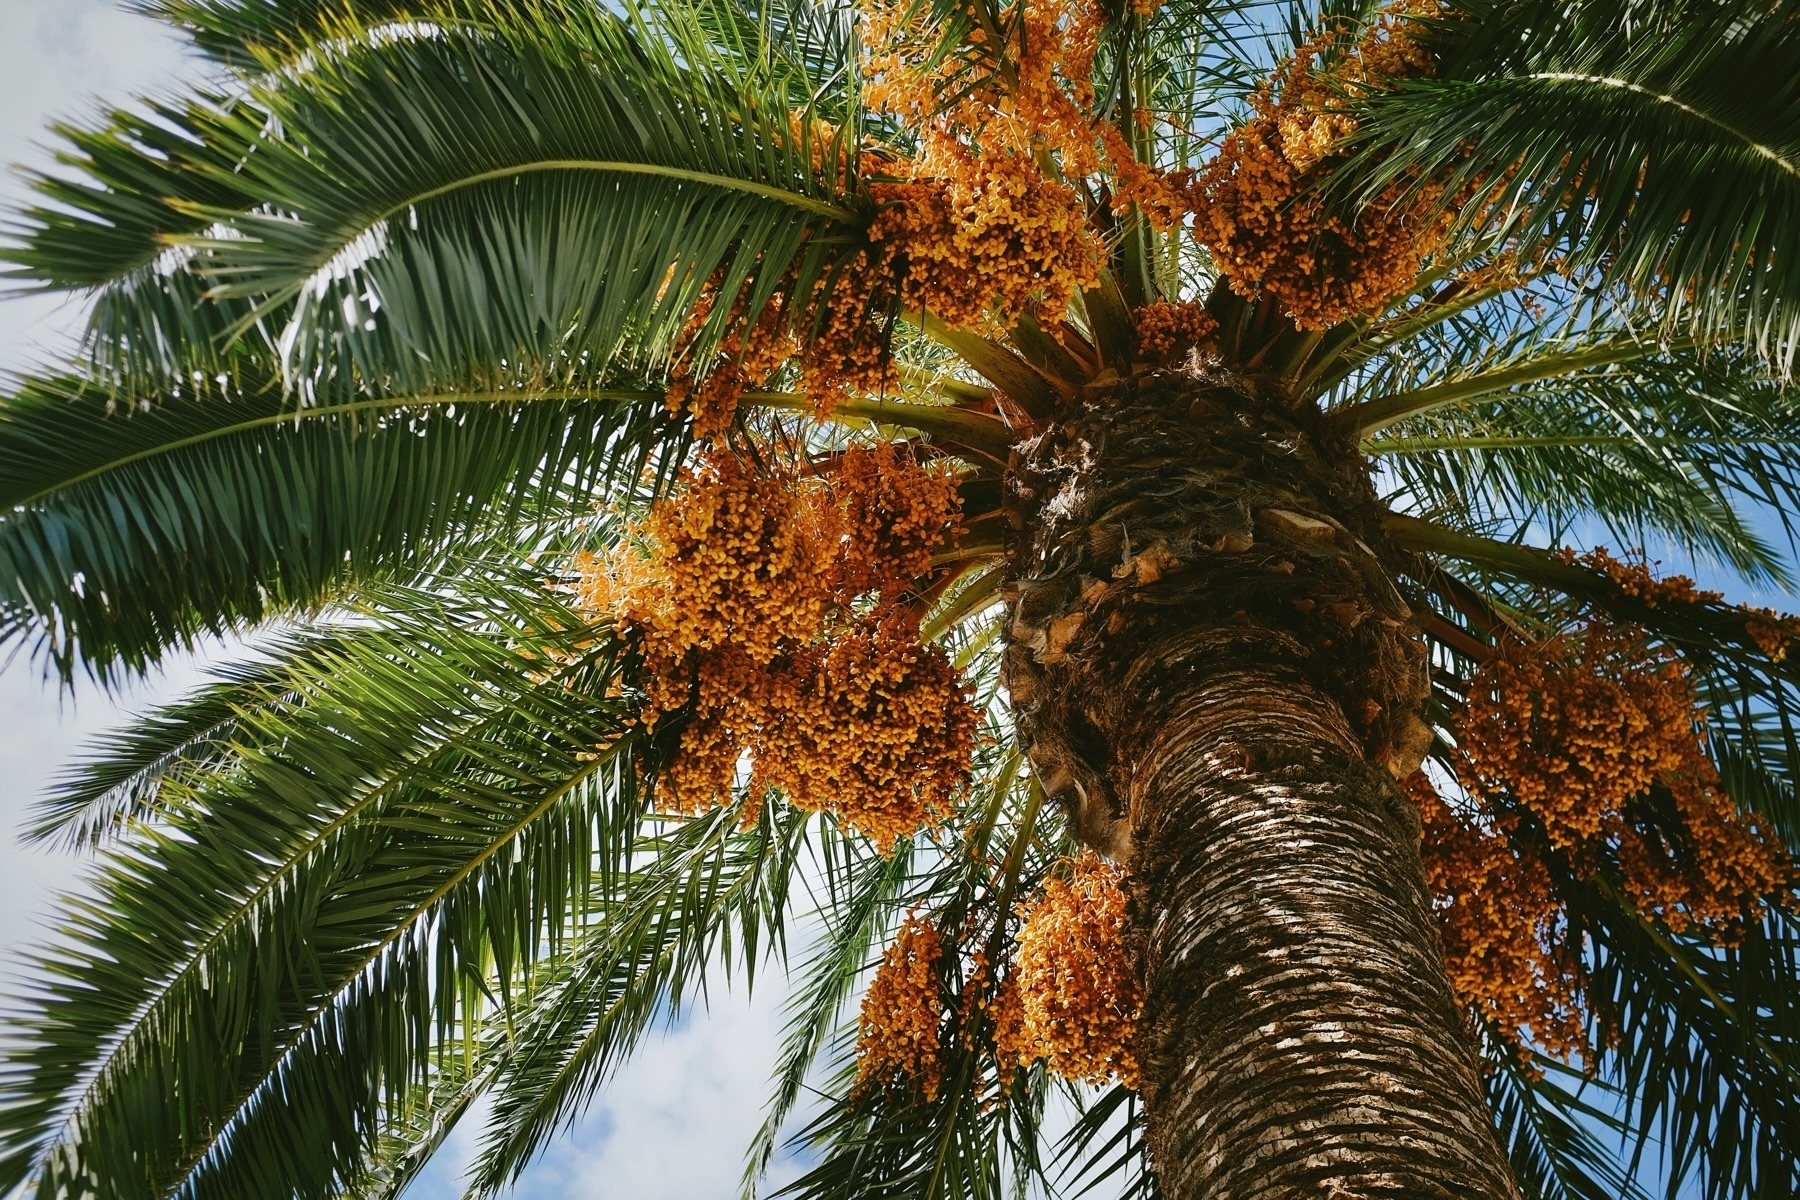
0,1 -> 194,371
499,989 -> 811,1200
401,982 -> 817,1200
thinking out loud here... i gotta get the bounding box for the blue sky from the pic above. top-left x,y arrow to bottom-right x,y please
0,3 -> 1792,1198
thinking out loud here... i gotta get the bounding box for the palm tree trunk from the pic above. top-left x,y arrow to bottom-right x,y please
1001,368 -> 1518,1197
1122,637 -> 1515,1197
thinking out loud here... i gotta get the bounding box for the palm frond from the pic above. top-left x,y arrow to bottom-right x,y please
30,641 -> 316,847
742,836 -> 914,1198
1574,891 -> 1800,1199
0,369 -> 669,679
778,1053 -> 1045,1200
1333,327 -> 1696,438
1370,347 -> 1800,582
1050,1084 -> 1158,1200
1481,1050 -> 1648,1200
465,805 -> 811,1195
331,1037 -> 499,1200
1352,0 -> 1800,372
1387,516 -> 1798,671
768,756 -> 1060,1200
131,1 -> 599,68
0,571 -> 639,1200
6,93 -> 259,291
12,6 -> 860,398
673,0 -> 859,110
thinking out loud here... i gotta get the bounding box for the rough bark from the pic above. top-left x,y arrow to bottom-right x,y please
1001,361 -> 1517,1198
1125,646 -> 1515,1197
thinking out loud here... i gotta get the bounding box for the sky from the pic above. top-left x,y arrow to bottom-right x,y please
0,3 -> 808,1198
0,3 -> 1795,1199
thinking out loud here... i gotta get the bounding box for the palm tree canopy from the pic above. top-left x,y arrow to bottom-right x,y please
1,0 -> 1798,1198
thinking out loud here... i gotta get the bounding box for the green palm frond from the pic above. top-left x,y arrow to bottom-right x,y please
1389,518 -> 1793,668
762,756 -> 1059,1200
466,806 -> 811,1195
308,824 -> 796,1200
7,94 -> 260,291
1482,1052 -> 1648,1200
0,369 -> 670,679
779,1052 -> 1047,1200
130,1 -> 599,67
1574,894 -> 1800,1200
1050,1084 -> 1158,1200
1370,347 -> 1800,581
0,571 -> 639,1200
30,640 -> 318,847
1351,0 -> 1800,371
13,6 -> 860,396
1334,330 -> 1693,439
80,269 -> 283,395
330,1040 -> 499,1200
743,836 -> 916,1198
675,0 -> 859,107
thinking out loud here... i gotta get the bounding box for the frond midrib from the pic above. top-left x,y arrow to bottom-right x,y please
1523,71 -> 1800,182
3,389 -> 656,511
377,159 -> 856,222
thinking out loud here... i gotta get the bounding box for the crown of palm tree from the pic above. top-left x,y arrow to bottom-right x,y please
0,1 -> 1797,1198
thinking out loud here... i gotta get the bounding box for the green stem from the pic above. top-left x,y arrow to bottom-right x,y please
921,563 -> 1006,642
896,363 -> 994,405
1304,285 -> 1506,396
180,161 -> 854,271
932,537 -> 1006,569
1379,511 -> 1598,590
1272,327 -> 1327,382
913,312 -> 1064,418
963,751 -> 1024,873
1381,511 -> 1799,665
744,391 -> 1012,459
381,160 -> 855,222
1332,337 -> 1694,437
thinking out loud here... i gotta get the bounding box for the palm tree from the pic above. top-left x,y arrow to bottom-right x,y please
1,0 -> 1797,1196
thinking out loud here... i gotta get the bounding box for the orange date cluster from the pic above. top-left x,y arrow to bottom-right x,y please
1418,597 -> 1792,1060
855,915 -> 949,1099
656,0 -> 1480,445
1193,3 -> 1459,329
993,853 -> 1141,1087
576,446 -> 978,848
852,854 -> 1142,1099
